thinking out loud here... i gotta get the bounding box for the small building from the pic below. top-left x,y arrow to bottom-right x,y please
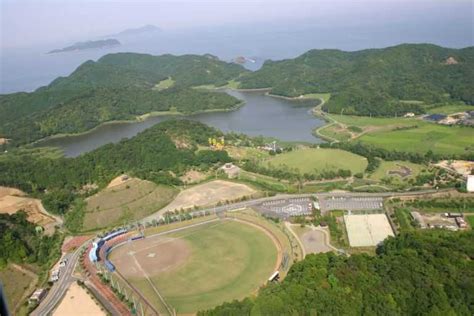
467,175 -> 474,192
455,217 -> 467,228
221,163 -> 241,179
29,288 -> 47,304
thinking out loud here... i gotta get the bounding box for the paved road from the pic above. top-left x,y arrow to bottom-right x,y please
31,248 -> 81,316
142,188 -> 449,224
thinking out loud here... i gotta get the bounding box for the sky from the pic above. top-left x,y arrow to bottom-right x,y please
1,0 -> 473,49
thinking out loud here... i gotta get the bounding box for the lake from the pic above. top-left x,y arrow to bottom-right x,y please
37,89 -> 325,157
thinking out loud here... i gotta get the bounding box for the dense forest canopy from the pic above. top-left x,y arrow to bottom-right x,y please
0,120 -> 230,213
0,53 -> 247,145
200,230 -> 474,315
239,44 -> 474,116
0,211 -> 62,269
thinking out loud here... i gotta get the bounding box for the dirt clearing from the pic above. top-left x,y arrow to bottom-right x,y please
300,229 -> 333,254
53,282 -> 106,316
0,186 -> 59,234
110,237 -> 191,278
157,180 -> 256,215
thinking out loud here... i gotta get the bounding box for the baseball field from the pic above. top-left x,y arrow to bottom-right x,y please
109,218 -> 280,314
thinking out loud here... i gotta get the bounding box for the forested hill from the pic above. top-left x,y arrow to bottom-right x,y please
0,53 -> 247,145
239,44 -> 474,116
200,230 -> 474,315
0,120 -> 231,218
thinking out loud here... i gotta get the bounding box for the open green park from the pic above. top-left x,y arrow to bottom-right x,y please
263,148 -> 368,175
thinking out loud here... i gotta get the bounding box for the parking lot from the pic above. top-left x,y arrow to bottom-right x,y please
319,196 -> 383,213
255,197 -> 313,219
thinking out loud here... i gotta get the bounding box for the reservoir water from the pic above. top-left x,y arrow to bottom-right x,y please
37,90 -> 326,157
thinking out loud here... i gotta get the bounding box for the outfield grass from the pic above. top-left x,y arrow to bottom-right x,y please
153,77 -> 175,91
359,123 -> 473,155
263,148 -> 367,175
139,220 -> 277,313
83,178 -> 177,230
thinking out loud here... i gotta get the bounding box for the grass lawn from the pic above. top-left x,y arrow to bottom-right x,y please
301,180 -> 349,193
317,124 -> 352,142
359,122 -> 473,155
0,265 -> 36,312
83,178 -> 177,231
231,209 -> 302,264
139,220 -> 277,313
263,148 -> 367,175
153,77 -> 175,91
301,93 -> 331,102
322,113 -> 473,155
426,104 -> 474,115
226,146 -> 268,161
329,114 -> 418,127
238,170 -> 291,192
369,160 -> 424,181
466,215 -> 474,228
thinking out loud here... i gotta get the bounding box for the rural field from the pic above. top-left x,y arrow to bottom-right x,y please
83,177 -> 177,231
110,219 -> 278,314
263,148 -> 367,175
0,265 -> 37,313
359,123 -> 473,155
426,104 -> 474,114
322,113 -> 473,155
156,180 -> 257,216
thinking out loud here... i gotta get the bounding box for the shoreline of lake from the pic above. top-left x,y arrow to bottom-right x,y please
34,101 -> 245,145
36,90 -> 326,157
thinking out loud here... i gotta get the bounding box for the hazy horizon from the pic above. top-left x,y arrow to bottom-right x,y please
1,0 -> 473,93
2,0 -> 473,49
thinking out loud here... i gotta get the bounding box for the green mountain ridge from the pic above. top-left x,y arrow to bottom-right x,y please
239,43 -> 474,116
0,53 -> 247,145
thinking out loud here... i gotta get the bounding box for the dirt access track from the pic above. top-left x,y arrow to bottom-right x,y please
0,186 -> 61,234
155,180 -> 257,216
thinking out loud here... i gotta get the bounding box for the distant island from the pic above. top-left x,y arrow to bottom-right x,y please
233,56 -> 256,64
104,25 -> 162,38
48,39 -> 121,54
